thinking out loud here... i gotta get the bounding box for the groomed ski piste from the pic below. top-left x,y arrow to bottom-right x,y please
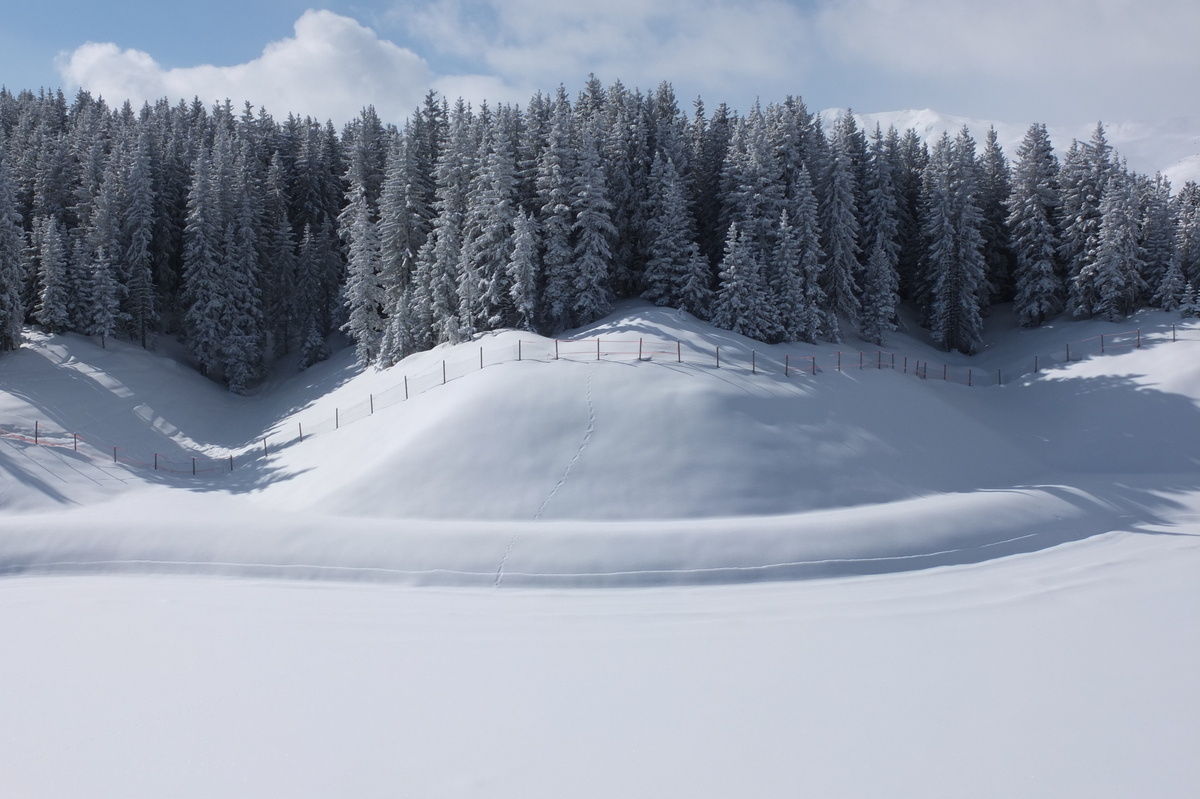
2,301 -> 1199,797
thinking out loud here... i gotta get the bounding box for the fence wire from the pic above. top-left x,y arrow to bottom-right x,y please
4,324 -> 1196,478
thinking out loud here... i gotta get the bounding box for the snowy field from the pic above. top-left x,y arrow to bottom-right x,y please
2,303 -> 1199,797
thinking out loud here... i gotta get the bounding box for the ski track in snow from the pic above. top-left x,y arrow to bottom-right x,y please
496,365 -> 598,587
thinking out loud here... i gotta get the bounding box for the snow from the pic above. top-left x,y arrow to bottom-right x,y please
2,302 -> 1199,796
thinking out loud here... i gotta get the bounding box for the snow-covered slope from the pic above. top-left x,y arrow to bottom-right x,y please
3,305 -> 1199,798
821,108 -> 1200,186
2,301 -> 1198,585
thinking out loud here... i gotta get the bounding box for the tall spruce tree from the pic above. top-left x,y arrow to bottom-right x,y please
1007,123 -> 1064,327
0,140 -> 24,350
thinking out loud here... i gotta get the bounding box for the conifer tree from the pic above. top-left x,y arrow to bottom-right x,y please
642,154 -> 710,316
712,222 -> 777,340
458,117 -> 517,335
0,141 -> 24,351
340,173 -> 385,364
88,245 -> 120,346
34,217 -> 70,333
536,89 -> 577,333
571,128 -> 616,326
1137,172 -> 1175,297
122,129 -> 157,347
1081,170 -> 1146,321
819,136 -> 860,340
181,148 -> 224,376
923,130 -> 987,354
978,127 -> 1015,301
507,209 -> 540,331
1008,123 -> 1064,327
1154,257 -> 1189,311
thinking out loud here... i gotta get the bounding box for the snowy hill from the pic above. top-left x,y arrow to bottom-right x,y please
821,108 -> 1200,186
3,305 -> 1200,798
2,301 -> 1198,585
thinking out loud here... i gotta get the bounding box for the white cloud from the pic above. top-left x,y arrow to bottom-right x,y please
392,0 -> 815,111
816,0 -> 1200,123
57,10 -> 433,124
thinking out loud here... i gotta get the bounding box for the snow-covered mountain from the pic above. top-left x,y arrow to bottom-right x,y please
821,108 -> 1200,186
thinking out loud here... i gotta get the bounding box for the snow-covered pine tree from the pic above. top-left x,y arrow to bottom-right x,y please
642,153 -> 710,316
181,148 -> 225,377
1174,182 -> 1200,288
221,190 -> 265,393
771,210 -> 806,341
858,124 -> 900,343
859,237 -> 899,345
571,127 -> 616,326
122,129 -> 157,347
340,172 -> 385,364
536,88 -> 578,334
819,134 -> 861,341
1179,282 -> 1199,318
458,114 -> 518,336
978,127 -> 1015,302
1153,256 -> 1189,311
378,127 -> 428,364
1083,169 -> 1146,321
924,130 -> 988,354
88,245 -> 120,346
1007,123 -> 1064,327
34,217 -> 70,333
417,99 -> 474,344
711,222 -> 777,340
1062,123 -> 1116,314
296,224 -> 330,369
507,209 -> 540,331
0,140 -> 24,351
1136,172 -> 1175,299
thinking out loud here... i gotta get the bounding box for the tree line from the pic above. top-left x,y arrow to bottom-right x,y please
0,80 -> 1197,391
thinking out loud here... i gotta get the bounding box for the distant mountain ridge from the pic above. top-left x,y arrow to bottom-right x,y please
821,108 -> 1200,188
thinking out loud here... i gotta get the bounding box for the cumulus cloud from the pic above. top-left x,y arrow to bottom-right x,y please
57,10 -> 433,124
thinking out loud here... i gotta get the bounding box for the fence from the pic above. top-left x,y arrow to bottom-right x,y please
3,323 -> 1196,478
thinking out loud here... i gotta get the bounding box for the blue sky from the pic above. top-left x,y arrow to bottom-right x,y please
3,1 -> 1197,127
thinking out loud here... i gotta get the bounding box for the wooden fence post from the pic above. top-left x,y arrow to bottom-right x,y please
34,421 -> 38,444
785,355 -> 790,377
154,453 -> 158,470
192,457 -> 196,476
442,361 -> 446,384
404,375 -> 409,399
677,341 -> 681,363
752,350 -> 756,374
716,346 -> 720,368
299,422 -> 304,442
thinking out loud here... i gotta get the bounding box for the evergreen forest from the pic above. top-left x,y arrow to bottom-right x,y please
1,79 -> 1198,391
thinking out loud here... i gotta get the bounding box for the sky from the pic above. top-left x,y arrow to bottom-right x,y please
2,1 -> 1198,128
